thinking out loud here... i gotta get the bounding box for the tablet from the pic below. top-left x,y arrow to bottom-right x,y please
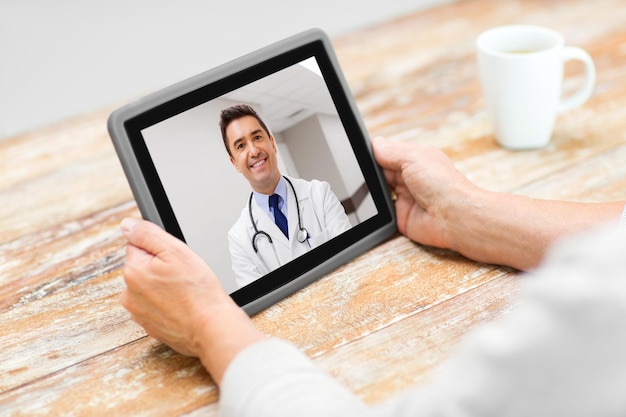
107,28 -> 396,315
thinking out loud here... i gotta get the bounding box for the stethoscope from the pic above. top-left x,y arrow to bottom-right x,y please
249,177 -> 310,268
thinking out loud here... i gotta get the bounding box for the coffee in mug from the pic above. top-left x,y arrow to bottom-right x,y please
476,25 -> 595,150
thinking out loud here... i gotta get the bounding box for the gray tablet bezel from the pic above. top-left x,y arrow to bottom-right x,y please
107,28 -> 397,315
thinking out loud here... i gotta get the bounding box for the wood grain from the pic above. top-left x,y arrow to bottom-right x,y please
2,0 -> 626,415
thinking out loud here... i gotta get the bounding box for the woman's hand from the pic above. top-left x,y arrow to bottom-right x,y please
120,218 -> 265,384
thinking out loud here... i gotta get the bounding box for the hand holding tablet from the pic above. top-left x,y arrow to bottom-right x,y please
108,29 -> 396,314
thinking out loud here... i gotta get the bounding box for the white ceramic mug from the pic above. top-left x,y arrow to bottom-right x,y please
476,25 -> 595,150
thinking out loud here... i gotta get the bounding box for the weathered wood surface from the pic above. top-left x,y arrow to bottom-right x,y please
2,0 -> 626,414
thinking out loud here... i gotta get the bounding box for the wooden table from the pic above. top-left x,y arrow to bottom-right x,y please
2,0 -> 626,414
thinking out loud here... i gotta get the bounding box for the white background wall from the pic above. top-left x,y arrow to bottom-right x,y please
0,0 -> 452,140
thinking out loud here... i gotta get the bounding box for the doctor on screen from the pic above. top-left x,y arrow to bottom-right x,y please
220,104 -> 352,288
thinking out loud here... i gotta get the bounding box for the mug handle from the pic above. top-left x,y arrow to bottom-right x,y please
559,46 -> 596,113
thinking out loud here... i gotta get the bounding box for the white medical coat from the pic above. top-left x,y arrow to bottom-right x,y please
228,177 -> 352,288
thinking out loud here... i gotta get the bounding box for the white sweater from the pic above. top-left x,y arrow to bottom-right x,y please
221,211 -> 626,417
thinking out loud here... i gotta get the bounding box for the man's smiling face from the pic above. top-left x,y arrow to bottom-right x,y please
227,115 -> 280,195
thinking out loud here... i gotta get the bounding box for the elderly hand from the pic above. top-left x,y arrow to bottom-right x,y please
372,137 -> 478,251
120,218 -> 265,384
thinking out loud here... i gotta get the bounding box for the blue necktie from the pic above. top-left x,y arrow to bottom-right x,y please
269,194 -> 288,238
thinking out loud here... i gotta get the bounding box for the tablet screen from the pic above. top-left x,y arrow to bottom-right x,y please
109,29 -> 395,314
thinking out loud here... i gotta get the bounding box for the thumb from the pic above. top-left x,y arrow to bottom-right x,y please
372,136 -> 412,171
121,218 -> 178,256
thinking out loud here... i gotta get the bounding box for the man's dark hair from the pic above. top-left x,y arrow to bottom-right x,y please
219,104 -> 270,157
